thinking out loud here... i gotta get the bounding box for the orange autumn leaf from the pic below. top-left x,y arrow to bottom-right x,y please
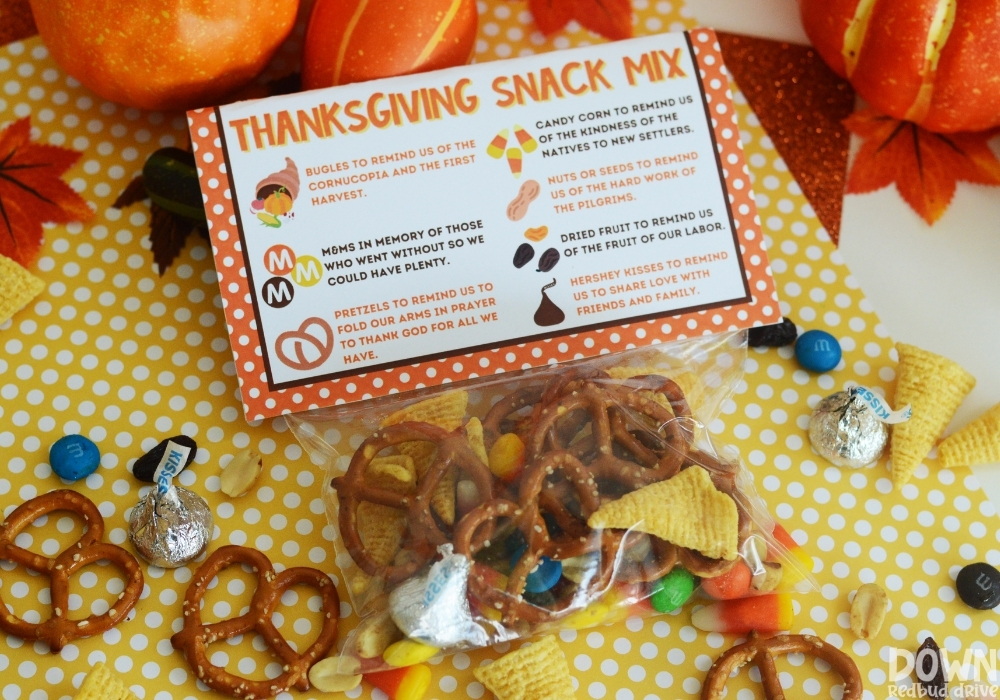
0,117 -> 93,266
845,108 -> 1000,225
527,0 -> 632,40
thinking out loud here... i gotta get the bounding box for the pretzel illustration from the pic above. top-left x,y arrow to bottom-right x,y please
333,422 -> 494,583
0,490 -> 143,652
702,632 -> 863,700
170,545 -> 340,698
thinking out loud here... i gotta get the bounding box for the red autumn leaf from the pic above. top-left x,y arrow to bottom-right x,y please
527,0 -> 632,40
0,116 -> 93,266
845,108 -> 1000,225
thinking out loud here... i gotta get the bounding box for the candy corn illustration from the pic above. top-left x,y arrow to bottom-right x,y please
691,593 -> 795,634
514,124 -> 537,153
506,147 -> 522,178
364,664 -> 432,700
487,128 -> 508,158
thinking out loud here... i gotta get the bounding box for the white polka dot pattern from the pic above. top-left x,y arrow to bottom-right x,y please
0,5 -> 996,700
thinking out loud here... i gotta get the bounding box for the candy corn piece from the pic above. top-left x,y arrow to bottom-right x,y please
772,522 -> 814,587
691,593 -> 795,634
506,147 -> 522,178
487,128 -> 508,158
364,664 -> 432,700
513,124 -> 537,153
383,638 -> 438,667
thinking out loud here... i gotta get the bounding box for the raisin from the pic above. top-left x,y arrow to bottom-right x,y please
915,637 -> 947,699
537,247 -> 560,272
513,243 -> 534,269
747,317 -> 798,347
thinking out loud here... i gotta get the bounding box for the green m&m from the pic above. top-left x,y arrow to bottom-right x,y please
650,568 -> 697,613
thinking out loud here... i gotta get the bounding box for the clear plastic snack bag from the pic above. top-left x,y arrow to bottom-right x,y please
287,331 -> 816,674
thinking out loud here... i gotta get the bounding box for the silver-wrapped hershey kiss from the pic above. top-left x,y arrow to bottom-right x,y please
389,544 -> 488,649
128,485 -> 213,568
808,388 -> 888,468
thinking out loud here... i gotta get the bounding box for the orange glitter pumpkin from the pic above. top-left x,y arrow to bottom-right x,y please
799,0 -> 1000,132
29,0 -> 299,111
301,0 -> 478,89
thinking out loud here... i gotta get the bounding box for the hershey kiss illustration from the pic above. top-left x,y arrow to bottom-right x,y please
534,278 -> 565,326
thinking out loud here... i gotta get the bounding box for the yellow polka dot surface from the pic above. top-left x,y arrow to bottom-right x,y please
0,3 -> 997,700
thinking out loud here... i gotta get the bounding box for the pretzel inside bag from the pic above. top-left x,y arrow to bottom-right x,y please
333,422 -> 494,584
335,367 -> 754,635
460,372 -> 751,626
0,490 -> 143,652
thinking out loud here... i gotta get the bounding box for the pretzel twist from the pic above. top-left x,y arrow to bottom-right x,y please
456,450 -> 626,626
481,385 -> 544,448
332,422 -> 494,584
0,490 -> 143,652
702,631 -> 863,700
457,372 -> 753,626
527,376 -> 693,486
170,545 -> 340,699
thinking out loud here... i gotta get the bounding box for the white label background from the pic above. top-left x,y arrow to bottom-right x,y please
217,32 -> 749,388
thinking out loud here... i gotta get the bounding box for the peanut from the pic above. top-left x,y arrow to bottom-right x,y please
506,179 -> 540,221
219,448 -> 262,497
751,561 -> 783,592
488,433 -> 526,482
355,613 -> 403,659
308,656 -> 361,693
850,582 -> 888,640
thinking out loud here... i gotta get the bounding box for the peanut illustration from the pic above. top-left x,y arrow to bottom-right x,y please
506,179 -> 541,221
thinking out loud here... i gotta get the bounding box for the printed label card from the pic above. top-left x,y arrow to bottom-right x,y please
188,29 -> 779,418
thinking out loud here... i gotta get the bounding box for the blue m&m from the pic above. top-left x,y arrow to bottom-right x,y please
795,330 -> 842,373
49,434 -> 101,482
511,545 -> 563,593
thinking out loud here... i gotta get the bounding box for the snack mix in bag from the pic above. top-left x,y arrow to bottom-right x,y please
287,333 -> 815,672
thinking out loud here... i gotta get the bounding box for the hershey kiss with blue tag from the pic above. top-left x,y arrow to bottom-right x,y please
807,386 -> 910,469
389,544 -> 489,649
127,436 -> 212,568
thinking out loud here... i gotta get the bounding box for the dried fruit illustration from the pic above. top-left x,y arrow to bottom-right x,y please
537,247 -> 560,272
513,243 -> 535,269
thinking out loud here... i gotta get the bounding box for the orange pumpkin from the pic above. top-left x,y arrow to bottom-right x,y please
800,0 -> 1000,132
29,0 -> 299,111
301,0 -> 478,89
264,190 -> 293,215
